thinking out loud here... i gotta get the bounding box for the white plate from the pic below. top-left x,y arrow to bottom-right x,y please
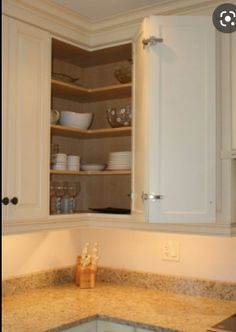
107,166 -> 131,170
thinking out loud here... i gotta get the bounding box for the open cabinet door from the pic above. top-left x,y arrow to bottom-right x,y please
134,16 -> 216,224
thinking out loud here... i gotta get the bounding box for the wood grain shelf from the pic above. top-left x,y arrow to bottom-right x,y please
51,124 -> 132,138
51,79 -> 132,102
50,170 -> 131,176
52,39 -> 132,68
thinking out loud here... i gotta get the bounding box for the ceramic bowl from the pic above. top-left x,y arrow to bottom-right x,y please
106,107 -> 132,128
80,163 -> 106,171
60,111 -> 93,130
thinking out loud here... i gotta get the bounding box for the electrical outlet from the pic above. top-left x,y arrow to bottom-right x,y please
161,240 -> 180,262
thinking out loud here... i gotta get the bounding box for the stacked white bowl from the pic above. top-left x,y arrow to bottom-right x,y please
107,151 -> 131,170
67,155 -> 80,171
52,153 -> 67,170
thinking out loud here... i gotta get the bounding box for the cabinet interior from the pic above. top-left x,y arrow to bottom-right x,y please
50,38 -> 132,215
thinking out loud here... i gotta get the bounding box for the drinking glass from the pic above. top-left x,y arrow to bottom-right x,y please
54,181 -> 65,214
68,182 -> 81,213
61,182 -> 70,214
50,182 -> 56,214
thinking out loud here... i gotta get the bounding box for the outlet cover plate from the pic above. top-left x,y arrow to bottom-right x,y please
161,240 -> 180,262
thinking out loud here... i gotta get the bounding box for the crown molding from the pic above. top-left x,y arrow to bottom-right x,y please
91,0 -> 222,32
2,0 -> 91,46
3,0 -> 223,48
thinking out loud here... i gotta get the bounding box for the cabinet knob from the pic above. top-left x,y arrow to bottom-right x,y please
2,197 -> 10,205
10,197 -> 18,205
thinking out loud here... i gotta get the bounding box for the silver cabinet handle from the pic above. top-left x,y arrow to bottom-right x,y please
142,192 -> 163,201
142,36 -> 163,49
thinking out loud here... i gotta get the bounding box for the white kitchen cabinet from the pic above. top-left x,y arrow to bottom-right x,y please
62,320 -> 97,332
97,320 -> 135,332
2,7 -> 234,235
134,16 -> 216,224
2,16 -> 51,221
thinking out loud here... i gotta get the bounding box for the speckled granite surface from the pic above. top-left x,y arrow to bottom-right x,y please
2,283 -> 236,332
3,266 -> 236,300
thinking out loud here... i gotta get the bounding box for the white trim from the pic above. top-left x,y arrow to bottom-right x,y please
2,214 -> 236,236
3,0 -> 221,48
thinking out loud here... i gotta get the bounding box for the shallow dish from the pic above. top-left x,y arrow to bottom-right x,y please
80,163 -> 106,171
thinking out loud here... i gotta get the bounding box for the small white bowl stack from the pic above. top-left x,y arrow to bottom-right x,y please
107,151 -> 131,170
52,153 -> 67,170
52,154 -> 80,171
67,155 -> 80,171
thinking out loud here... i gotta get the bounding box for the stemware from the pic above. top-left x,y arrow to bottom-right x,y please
50,182 -> 56,214
61,182 -> 70,214
68,182 -> 81,213
53,181 -> 65,214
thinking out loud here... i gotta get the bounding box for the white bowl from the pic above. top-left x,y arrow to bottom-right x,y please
52,164 -> 67,170
67,164 -> 80,171
67,155 -> 80,162
54,153 -> 67,163
80,163 -> 106,171
60,111 -> 93,130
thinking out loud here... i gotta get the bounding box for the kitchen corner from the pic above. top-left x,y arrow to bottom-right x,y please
2,267 -> 236,332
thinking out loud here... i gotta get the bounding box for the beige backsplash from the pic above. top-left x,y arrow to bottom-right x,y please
2,266 -> 236,301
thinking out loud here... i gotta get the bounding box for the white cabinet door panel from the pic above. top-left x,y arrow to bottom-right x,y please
97,320 -> 135,332
5,18 -> 51,220
136,16 -> 216,223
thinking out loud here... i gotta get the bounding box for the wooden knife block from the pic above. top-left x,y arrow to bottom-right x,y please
75,256 -> 97,289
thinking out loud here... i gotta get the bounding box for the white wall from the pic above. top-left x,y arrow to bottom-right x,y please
2,229 -> 82,279
2,228 -> 236,282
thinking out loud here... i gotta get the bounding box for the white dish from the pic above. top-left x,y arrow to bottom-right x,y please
52,164 -> 67,170
80,163 -> 106,171
67,162 -> 80,166
107,166 -> 131,170
67,155 -> 80,161
54,153 -> 67,163
60,111 -> 93,130
67,165 -> 80,171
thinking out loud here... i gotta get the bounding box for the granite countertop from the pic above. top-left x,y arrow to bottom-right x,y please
2,282 -> 236,332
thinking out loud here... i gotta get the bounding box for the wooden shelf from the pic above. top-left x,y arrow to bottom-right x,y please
51,79 -> 132,102
50,170 -> 131,176
51,124 -> 132,139
52,39 -> 132,68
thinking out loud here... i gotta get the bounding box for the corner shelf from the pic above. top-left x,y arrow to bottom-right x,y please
51,124 -> 132,139
50,170 -> 131,176
51,79 -> 132,102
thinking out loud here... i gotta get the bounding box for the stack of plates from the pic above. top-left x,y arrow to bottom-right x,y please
107,151 -> 131,170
